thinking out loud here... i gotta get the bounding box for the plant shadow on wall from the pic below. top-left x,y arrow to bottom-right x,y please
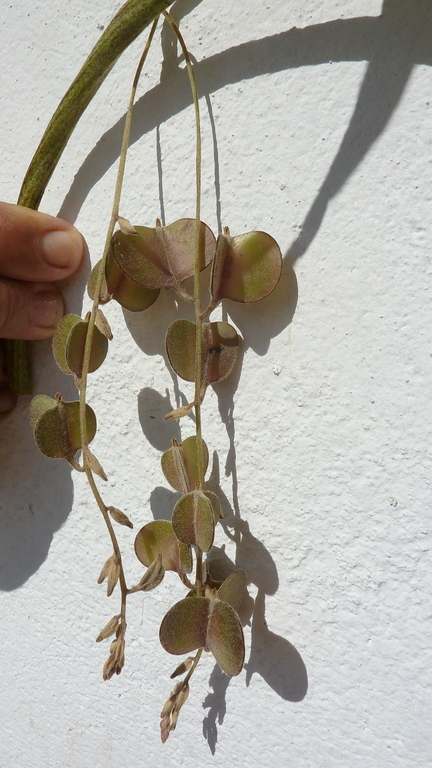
60,0 -> 432,238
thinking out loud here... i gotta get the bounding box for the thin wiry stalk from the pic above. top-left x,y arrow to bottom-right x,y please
78,17 -> 159,647
162,11 -> 205,594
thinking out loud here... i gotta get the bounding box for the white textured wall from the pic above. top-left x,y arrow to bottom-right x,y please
1,1 -> 431,766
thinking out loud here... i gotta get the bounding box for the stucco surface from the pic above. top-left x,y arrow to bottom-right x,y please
1,1 -> 431,766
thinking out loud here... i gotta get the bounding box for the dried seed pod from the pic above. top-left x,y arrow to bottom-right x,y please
102,635 -> 125,680
170,657 -> 194,679
108,506 -> 133,529
129,554 -> 165,593
96,614 -> 121,643
97,554 -> 120,596
84,447 -> 107,481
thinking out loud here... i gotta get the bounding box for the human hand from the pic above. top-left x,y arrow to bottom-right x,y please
0,201 -> 85,415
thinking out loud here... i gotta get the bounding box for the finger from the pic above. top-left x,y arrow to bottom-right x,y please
0,278 -> 64,340
0,201 -> 84,282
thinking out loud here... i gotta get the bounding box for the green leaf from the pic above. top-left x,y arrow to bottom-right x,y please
134,520 -> 192,574
206,599 -> 245,676
159,596 -> 245,676
52,314 -> 81,374
159,596 -> 209,655
29,394 -> 56,430
88,254 -> 159,311
112,218 -> 216,290
201,321 -> 239,386
204,491 -> 222,523
161,436 -> 209,493
52,314 -> 108,378
66,320 -> 108,377
32,395 -> 97,468
172,490 -> 215,552
211,229 -> 282,304
165,319 -> 196,381
217,569 -> 247,611
165,320 -> 239,385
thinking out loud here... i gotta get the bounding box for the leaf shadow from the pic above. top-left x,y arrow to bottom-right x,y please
201,455 -> 308,753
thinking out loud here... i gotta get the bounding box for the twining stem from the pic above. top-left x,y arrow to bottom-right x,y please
8,0 -> 177,395
78,18 -> 159,628
162,12 -> 205,593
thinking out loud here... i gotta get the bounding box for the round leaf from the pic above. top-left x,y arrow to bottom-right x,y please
52,314 -> 81,374
29,394 -> 56,430
217,570 -> 247,611
172,490 -> 215,552
204,491 -> 222,523
33,396 -> 97,466
160,596 -> 210,656
66,320 -> 108,378
88,254 -> 159,311
161,436 -> 209,493
211,230 -> 282,304
134,520 -> 192,574
165,319 -> 196,382
112,219 -> 216,290
159,596 -> 245,676
202,322 -> 239,385
166,320 -> 239,385
207,600 -> 245,676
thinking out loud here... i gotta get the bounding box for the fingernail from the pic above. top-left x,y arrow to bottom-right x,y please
40,228 -> 83,269
29,290 -> 63,329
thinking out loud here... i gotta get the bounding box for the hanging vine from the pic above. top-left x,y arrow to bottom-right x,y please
28,6 -> 282,741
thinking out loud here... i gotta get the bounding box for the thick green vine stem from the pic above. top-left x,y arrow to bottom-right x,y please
18,0 -> 173,209
8,0 -> 176,395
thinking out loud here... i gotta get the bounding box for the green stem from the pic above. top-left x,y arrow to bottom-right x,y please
9,0 -> 176,395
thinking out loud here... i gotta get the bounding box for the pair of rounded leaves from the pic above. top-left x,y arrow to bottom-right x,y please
30,393 -> 97,468
159,570 -> 247,676
161,436 -> 221,551
87,251 -> 159,312
111,218 -> 216,295
166,320 -> 239,386
211,228 -> 282,305
53,314 -> 108,379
